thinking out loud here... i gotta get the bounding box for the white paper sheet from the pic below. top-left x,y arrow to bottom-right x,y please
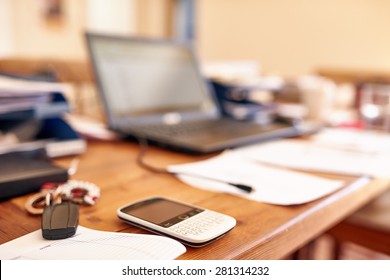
168,151 -> 344,205
236,130 -> 390,178
311,128 -> 390,155
0,75 -> 70,96
0,226 -> 186,260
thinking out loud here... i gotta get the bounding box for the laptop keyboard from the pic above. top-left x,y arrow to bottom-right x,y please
133,119 -> 284,139
135,120 -> 225,138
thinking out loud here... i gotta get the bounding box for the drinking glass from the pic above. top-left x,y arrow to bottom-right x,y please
360,83 -> 390,132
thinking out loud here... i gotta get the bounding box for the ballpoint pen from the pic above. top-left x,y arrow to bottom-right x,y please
169,171 -> 254,193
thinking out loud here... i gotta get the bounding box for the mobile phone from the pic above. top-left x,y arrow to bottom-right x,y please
117,197 -> 236,247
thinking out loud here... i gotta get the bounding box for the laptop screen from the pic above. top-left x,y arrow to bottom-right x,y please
86,34 -> 218,127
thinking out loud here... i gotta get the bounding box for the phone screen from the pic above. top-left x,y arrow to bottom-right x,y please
120,198 -> 204,227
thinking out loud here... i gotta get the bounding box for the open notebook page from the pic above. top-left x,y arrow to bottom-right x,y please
0,226 -> 186,260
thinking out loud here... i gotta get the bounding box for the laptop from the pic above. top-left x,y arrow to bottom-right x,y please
85,33 -> 317,154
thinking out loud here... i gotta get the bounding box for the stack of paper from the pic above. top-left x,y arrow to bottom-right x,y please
0,75 -> 86,158
0,75 -> 70,118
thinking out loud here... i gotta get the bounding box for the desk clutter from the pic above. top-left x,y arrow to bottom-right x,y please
1,73 -> 388,258
0,127 -> 388,260
0,74 -> 87,200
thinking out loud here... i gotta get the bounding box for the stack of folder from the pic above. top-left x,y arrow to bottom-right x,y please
0,74 -> 86,158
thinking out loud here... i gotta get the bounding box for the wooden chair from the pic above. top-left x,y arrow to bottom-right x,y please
327,189 -> 390,258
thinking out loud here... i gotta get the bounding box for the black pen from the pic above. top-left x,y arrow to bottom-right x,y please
169,171 -> 254,193
136,137 -> 254,193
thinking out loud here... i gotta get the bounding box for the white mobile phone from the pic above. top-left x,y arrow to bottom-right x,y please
117,197 -> 236,247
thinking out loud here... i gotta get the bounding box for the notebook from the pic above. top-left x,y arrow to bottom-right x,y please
85,33 -> 317,154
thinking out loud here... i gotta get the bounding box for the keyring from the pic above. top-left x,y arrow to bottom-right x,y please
57,180 -> 100,205
25,188 -> 62,215
25,180 -> 100,215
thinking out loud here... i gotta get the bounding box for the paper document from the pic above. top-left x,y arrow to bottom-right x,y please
0,226 -> 186,260
0,75 -> 70,96
168,151 -> 344,205
0,75 -> 71,114
236,128 -> 390,178
311,128 -> 390,154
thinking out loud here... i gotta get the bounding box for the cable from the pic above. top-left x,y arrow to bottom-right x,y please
136,137 -> 169,174
135,137 -> 253,193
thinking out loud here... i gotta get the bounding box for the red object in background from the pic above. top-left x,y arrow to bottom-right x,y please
338,119 -> 364,129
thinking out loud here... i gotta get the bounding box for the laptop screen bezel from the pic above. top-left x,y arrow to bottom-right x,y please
85,32 -> 220,130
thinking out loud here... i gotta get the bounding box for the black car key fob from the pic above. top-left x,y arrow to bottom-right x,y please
41,201 -> 79,240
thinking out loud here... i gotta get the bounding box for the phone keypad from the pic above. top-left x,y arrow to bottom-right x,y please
169,211 -> 225,236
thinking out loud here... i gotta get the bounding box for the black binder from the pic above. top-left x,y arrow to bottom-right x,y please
0,152 -> 68,200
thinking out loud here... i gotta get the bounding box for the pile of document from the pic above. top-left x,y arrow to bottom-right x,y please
0,75 -> 71,119
0,75 -> 86,157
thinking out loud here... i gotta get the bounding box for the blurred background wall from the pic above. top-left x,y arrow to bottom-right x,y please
1,0 -> 390,76
197,0 -> 390,76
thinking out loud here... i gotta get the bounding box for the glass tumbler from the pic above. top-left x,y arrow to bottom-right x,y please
360,83 -> 390,132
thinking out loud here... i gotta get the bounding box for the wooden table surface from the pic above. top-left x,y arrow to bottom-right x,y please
1,140 -> 389,259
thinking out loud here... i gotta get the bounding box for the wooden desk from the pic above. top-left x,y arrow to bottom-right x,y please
1,140 -> 389,259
